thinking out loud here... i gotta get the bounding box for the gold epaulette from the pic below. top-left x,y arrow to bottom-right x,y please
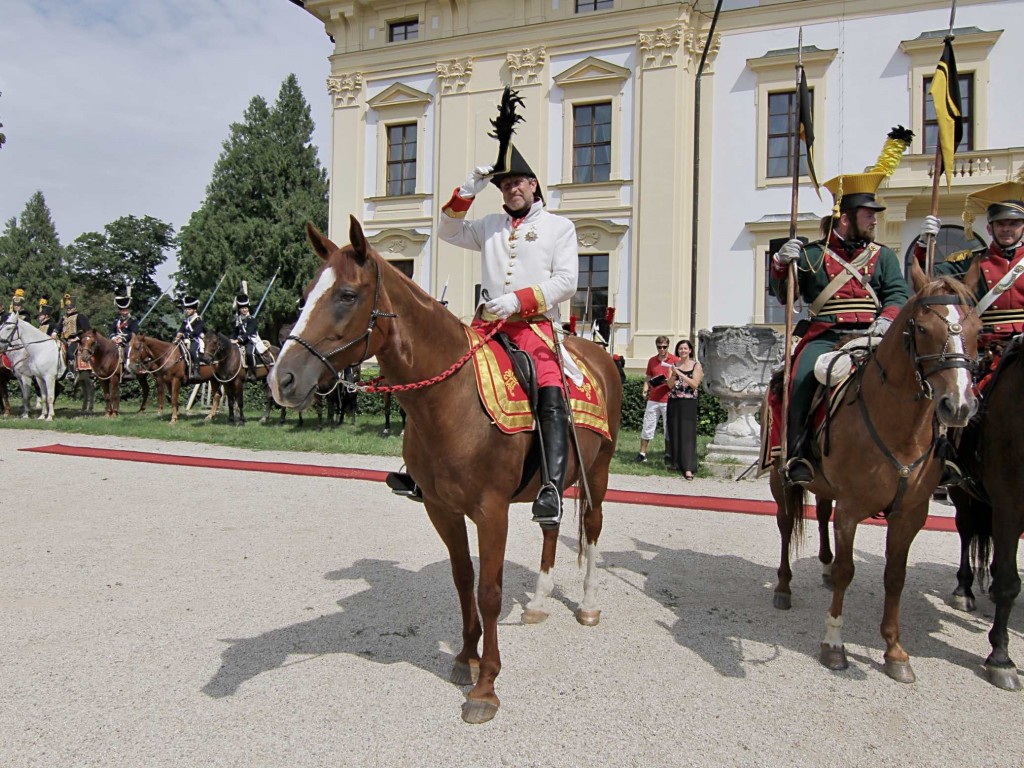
945,249 -> 975,263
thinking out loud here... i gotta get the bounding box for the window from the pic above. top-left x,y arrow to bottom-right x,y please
902,224 -> 985,265
386,123 -> 416,196
576,0 -> 613,11
766,90 -> 811,179
388,19 -> 418,42
571,254 -> 609,324
388,259 -> 415,279
763,248 -> 808,325
924,73 -> 974,154
573,103 -> 612,183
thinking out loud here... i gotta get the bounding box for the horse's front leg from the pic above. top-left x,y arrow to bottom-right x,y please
206,386 -> 222,422
170,379 -> 181,423
984,510 -> 1023,690
816,497 -> 835,588
17,375 -> 31,418
820,508 -> 859,671
463,503 -> 509,724
137,374 -> 149,413
771,468 -> 801,610
423,503 -> 482,693
879,502 -> 929,683
38,376 -> 54,421
523,527 -> 559,624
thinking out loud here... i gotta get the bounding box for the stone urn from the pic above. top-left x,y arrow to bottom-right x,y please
698,325 -> 784,474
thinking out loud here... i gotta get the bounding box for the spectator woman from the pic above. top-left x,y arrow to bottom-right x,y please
666,339 -> 703,480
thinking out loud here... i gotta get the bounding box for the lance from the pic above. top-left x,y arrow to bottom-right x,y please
138,282 -> 175,327
200,272 -> 228,318
779,28 -> 805,469
923,0 -> 960,276
439,274 -> 450,305
253,265 -> 282,319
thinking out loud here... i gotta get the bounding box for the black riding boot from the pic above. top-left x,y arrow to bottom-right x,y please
783,407 -> 814,485
532,386 -> 570,528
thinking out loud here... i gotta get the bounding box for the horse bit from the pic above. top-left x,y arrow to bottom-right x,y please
901,294 -> 977,401
284,256 -> 397,392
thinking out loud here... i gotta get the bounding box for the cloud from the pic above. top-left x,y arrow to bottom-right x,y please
0,0 -> 334,285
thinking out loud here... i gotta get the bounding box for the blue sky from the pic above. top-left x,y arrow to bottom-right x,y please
0,0 -> 334,287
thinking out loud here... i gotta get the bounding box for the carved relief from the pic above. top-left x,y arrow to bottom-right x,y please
683,30 -> 722,74
577,229 -> 601,249
507,47 -> 546,86
327,73 -> 363,108
383,238 -> 408,254
638,26 -> 681,69
436,58 -> 473,94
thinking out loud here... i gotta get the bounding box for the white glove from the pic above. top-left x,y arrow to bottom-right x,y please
773,238 -> 804,267
867,316 -> 892,337
484,293 -> 521,320
458,165 -> 494,199
920,215 -> 941,239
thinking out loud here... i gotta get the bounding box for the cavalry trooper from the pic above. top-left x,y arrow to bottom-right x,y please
60,293 -> 91,371
36,295 -> 56,336
8,288 -> 30,321
437,87 -> 579,527
917,181 -> 1024,348
173,295 -> 206,379
232,289 -> 262,381
770,152 -> 911,485
110,286 -> 139,368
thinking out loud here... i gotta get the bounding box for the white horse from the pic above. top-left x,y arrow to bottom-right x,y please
0,314 -> 66,420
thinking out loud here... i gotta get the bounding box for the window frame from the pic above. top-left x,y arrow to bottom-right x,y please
572,102 -> 613,184
575,0 -> 613,12
385,122 -> 417,197
388,19 -> 419,43
923,72 -> 975,155
571,252 -> 610,325
765,88 -> 813,181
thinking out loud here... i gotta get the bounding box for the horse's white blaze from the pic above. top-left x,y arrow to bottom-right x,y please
281,266 -> 337,356
823,612 -> 844,647
526,569 -> 555,614
945,304 -> 972,400
580,542 -> 601,611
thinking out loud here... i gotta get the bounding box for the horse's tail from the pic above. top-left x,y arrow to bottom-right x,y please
962,495 -> 994,593
779,474 -> 807,560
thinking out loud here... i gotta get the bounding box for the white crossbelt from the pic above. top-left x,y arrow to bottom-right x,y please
976,253 -> 1024,316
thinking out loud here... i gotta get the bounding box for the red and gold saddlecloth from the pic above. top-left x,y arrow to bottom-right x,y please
465,326 -> 611,439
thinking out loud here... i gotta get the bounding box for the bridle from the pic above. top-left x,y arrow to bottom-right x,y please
79,330 -> 123,381
285,256 -> 397,389
0,318 -> 20,352
900,294 -> 978,401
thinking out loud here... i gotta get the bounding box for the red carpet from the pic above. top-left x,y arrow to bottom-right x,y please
22,443 -> 957,533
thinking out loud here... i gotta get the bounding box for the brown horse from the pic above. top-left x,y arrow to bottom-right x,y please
203,331 -> 280,425
270,219 -> 622,724
771,262 -> 980,683
126,333 -> 221,423
0,362 -> 11,416
78,329 -> 127,416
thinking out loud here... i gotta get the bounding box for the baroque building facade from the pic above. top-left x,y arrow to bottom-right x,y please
292,0 -> 1022,368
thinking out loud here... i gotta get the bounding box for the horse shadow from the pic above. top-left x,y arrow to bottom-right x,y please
602,537 -> 1000,681
202,556 -> 538,698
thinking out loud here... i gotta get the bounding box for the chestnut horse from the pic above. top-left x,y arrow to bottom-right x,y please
946,335 -> 1024,690
771,263 -> 980,683
79,329 -> 128,417
126,333 -> 221,423
203,331 -> 280,425
270,219 -> 621,724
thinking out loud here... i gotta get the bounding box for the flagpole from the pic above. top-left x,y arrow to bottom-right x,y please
780,28 -> 804,468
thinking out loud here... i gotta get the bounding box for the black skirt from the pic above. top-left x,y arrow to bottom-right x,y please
666,397 -> 698,473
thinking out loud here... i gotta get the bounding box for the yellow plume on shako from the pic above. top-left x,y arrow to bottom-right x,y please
870,126 -> 915,177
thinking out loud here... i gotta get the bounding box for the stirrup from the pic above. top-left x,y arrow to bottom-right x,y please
386,471 -> 423,502
938,459 -> 965,488
531,483 -> 563,528
784,457 -> 814,485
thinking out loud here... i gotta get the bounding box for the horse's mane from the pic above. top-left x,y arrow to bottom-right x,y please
893,274 -> 975,330
363,247 -> 472,332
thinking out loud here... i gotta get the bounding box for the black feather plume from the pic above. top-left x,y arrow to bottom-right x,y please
488,86 -> 525,144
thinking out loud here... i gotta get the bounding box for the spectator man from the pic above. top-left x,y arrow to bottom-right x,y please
636,335 -> 678,463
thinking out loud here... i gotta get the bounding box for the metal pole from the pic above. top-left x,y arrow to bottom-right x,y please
200,272 -> 228,318
138,282 -> 175,327
253,266 -> 282,318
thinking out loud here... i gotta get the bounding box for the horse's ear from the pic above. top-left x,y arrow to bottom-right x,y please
963,256 -> 982,297
910,255 -> 929,293
306,222 -> 336,262
349,215 -> 369,266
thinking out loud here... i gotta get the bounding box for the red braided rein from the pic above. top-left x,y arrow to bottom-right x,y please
357,319 -> 508,394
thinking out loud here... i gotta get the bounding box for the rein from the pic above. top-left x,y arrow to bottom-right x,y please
207,339 -> 244,383
80,335 -> 122,381
286,254 -> 508,396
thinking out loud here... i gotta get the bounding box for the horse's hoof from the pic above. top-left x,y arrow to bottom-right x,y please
986,664 -> 1022,691
820,643 -> 849,670
884,659 -> 916,684
521,608 -> 548,624
773,591 -> 792,610
950,594 -> 975,612
461,697 -> 499,724
450,660 -> 479,686
576,609 -> 601,626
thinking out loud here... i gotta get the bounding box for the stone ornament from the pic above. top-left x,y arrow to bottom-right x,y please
507,47 -> 546,86
327,73 -> 363,108
436,58 -> 473,94
638,26 -> 681,69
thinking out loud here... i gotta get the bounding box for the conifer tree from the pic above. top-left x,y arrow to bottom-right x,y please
0,191 -> 68,310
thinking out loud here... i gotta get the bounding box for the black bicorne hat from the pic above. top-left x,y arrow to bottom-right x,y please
182,296 -> 199,310
488,87 -> 543,200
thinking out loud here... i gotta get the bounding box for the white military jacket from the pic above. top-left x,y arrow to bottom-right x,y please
439,198 -> 578,323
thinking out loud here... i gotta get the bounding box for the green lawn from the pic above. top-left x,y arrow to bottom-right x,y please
0,391 -> 710,477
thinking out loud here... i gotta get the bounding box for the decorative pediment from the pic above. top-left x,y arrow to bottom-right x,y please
573,218 -> 628,250
367,83 -> 432,110
367,228 -> 429,254
554,57 -> 631,89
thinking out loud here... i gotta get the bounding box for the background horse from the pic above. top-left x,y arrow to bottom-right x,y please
0,315 -> 66,420
203,331 -> 280,425
947,335 -> 1024,690
126,333 -> 220,423
78,329 -> 126,417
270,219 -> 622,724
0,361 -> 12,416
771,263 -> 979,684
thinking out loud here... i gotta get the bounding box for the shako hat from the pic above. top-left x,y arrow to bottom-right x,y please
488,87 -> 543,200
12,287 -> 25,305
235,279 -> 250,308
38,295 -> 52,315
62,292 -> 76,310
114,285 -> 132,310
182,295 -> 199,310
823,126 -> 914,215
962,181 -> 1024,239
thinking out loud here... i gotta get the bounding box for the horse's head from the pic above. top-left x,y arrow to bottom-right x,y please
271,217 -> 393,409
0,314 -> 19,352
126,333 -> 148,374
900,260 -> 980,427
79,329 -> 97,363
204,332 -> 225,361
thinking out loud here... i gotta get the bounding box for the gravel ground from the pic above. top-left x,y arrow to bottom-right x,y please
0,428 -> 1020,768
